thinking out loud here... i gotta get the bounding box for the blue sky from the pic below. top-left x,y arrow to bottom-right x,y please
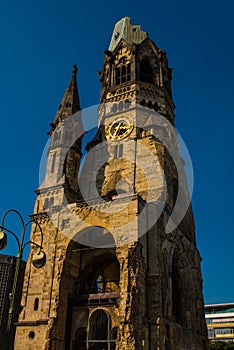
0,0 -> 233,304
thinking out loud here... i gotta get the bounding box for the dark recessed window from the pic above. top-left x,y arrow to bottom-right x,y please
34,298 -> 39,311
111,327 -> 118,340
29,331 -> 35,339
74,328 -> 86,350
74,310 -> 118,349
140,59 -> 154,83
90,310 -> 108,340
154,102 -> 159,111
147,101 -> 152,109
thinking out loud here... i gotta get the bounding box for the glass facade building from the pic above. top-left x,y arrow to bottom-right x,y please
0,255 -> 25,349
205,303 -> 234,342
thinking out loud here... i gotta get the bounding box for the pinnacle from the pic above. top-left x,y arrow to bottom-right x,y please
50,65 -> 81,133
72,64 -> 78,76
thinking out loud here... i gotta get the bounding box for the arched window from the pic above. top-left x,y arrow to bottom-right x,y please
89,310 -> 108,340
140,59 -> 154,83
88,310 -> 117,350
111,327 -> 118,341
51,153 -> 56,173
49,197 -> 54,206
73,311 -> 118,349
44,198 -> 48,210
115,57 -> 131,85
147,100 -> 152,109
122,65 -> 126,83
73,328 -> 86,350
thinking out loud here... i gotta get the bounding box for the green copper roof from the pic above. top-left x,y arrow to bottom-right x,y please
109,17 -> 148,52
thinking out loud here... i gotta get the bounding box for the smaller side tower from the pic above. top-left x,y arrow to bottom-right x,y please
14,66 -> 84,350
38,64 -> 84,208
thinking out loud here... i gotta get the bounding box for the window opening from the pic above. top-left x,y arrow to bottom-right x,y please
140,59 -> 154,83
34,297 -> 39,311
73,328 -> 86,350
51,153 -> 56,173
115,57 -> 131,85
114,144 -> 123,159
87,310 -> 117,350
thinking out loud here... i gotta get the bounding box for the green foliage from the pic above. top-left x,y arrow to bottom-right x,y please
209,341 -> 234,350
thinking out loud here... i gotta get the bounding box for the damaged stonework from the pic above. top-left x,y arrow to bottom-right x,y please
117,244 -> 146,349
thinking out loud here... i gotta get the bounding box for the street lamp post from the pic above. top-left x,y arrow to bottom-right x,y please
0,209 -> 46,350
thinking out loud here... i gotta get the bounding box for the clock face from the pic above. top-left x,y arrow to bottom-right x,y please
106,116 -> 134,141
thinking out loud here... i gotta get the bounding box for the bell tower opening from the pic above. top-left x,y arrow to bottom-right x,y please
116,56 -> 131,85
140,58 -> 154,83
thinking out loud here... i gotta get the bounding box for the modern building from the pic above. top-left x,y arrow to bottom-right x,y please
14,17 -> 208,349
205,303 -> 234,343
0,254 -> 25,350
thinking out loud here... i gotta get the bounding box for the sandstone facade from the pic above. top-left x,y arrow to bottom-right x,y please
14,17 -> 208,350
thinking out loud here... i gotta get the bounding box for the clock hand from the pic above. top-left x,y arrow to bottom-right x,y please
117,122 -> 127,132
113,123 -> 121,136
120,124 -> 127,130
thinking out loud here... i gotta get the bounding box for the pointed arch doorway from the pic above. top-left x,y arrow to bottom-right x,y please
65,227 -> 120,350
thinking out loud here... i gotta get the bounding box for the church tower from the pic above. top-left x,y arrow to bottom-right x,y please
14,17 -> 208,350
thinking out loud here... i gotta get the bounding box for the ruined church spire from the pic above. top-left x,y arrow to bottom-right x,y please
49,64 -> 81,133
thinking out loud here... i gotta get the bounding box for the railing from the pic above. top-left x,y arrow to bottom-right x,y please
88,279 -> 119,294
215,333 -> 234,338
207,323 -> 234,328
77,291 -> 120,306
